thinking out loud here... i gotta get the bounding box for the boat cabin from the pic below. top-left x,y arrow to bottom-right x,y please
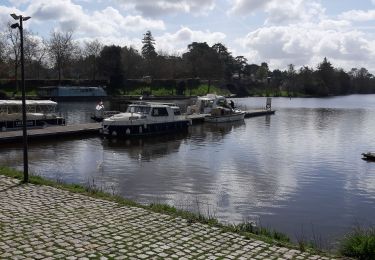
102,102 -> 190,137
187,94 -> 230,114
0,100 -> 65,131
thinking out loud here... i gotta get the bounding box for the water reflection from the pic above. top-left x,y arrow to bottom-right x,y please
102,132 -> 189,161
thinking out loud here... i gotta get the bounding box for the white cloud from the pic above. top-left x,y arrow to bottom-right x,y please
24,0 -> 165,36
237,24 -> 375,71
229,0 -> 272,15
265,0 -> 324,24
229,0 -> 325,25
117,0 -> 215,17
7,0 -> 31,7
318,19 -> 351,30
0,6 -> 25,27
339,9 -> 375,22
155,26 -> 226,54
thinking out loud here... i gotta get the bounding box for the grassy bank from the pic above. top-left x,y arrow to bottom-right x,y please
339,226 -> 375,259
0,166 -> 336,257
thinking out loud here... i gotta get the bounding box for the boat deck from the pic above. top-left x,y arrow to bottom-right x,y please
0,123 -> 101,144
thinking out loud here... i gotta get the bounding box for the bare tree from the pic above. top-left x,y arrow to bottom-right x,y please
5,22 -> 21,92
84,39 -> 103,80
24,36 -> 47,79
0,32 -> 6,62
47,31 -> 75,84
0,32 -> 8,78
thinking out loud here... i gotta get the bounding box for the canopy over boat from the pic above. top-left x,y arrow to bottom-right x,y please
0,100 -> 57,106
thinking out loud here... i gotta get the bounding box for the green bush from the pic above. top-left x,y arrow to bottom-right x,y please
339,227 -> 375,259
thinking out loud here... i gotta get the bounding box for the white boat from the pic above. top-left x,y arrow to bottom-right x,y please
187,94 -> 245,123
187,94 -> 239,114
204,108 -> 245,123
0,100 -> 65,131
102,101 -> 191,137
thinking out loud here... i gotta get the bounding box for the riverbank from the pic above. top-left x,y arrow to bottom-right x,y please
0,168 -> 339,259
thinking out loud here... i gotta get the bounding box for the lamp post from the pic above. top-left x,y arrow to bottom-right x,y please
10,13 -> 31,183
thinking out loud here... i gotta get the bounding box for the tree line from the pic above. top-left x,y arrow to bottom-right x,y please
1,27 -> 375,97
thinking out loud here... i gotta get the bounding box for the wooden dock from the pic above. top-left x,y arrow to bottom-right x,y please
244,109 -> 275,118
0,123 -> 101,144
187,109 -> 275,123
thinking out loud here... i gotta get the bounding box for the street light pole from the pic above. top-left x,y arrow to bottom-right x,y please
11,13 -> 31,183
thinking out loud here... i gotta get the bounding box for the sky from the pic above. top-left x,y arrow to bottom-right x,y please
1,0 -> 375,73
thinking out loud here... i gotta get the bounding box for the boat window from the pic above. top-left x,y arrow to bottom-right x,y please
202,100 -> 213,108
173,108 -> 181,115
217,99 -> 226,106
126,106 -> 150,114
152,107 -> 169,117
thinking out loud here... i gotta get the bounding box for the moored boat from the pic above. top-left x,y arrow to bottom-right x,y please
204,107 -> 245,123
0,100 -> 65,131
102,101 -> 191,137
187,94 -> 237,115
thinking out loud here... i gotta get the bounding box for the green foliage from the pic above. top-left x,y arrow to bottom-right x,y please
149,203 -> 219,226
183,42 -> 223,78
340,227 -> 375,259
228,222 -> 290,244
124,84 -> 229,97
188,84 -> 229,96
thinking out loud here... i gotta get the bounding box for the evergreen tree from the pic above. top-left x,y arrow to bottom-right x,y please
141,31 -> 157,60
141,31 -> 157,77
316,57 -> 336,94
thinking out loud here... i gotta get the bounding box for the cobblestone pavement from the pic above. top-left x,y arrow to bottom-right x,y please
0,176 -> 339,259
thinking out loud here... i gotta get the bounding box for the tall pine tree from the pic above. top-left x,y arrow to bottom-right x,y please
141,31 -> 157,60
141,31 -> 157,77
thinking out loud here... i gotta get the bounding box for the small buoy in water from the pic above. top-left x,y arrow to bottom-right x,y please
112,131 -> 117,136
126,128 -> 131,135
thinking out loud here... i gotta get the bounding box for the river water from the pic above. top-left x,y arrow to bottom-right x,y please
1,95 -> 375,246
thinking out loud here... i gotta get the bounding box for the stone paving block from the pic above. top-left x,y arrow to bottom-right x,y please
0,175 -> 341,260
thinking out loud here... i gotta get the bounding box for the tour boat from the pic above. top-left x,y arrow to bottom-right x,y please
38,86 -> 107,100
102,102 -> 191,137
0,100 -> 65,131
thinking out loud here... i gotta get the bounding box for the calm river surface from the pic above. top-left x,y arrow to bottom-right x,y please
1,94 -> 375,245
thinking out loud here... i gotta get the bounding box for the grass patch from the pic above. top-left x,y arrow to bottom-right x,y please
229,222 -> 290,243
0,166 -> 333,256
339,226 -> 375,259
186,84 -> 230,96
149,203 -> 219,226
123,84 -> 230,97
